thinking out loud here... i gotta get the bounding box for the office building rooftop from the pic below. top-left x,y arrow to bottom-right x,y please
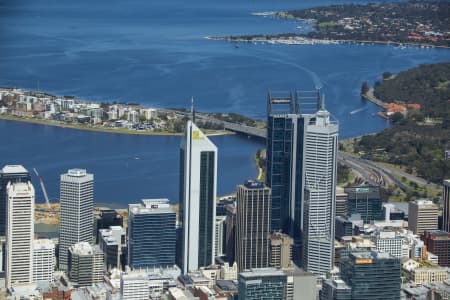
1,165 -> 28,174
129,199 -> 174,215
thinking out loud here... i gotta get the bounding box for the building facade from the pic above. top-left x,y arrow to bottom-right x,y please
340,251 -> 401,300
421,231 -> 450,267
236,181 -> 271,271
443,180 -> 450,232
179,121 -> 217,273
95,209 -> 123,243
270,232 -> 293,270
128,199 -> 176,269
408,200 -> 438,235
238,268 -> 287,300
59,169 -> 94,270
344,186 -> 383,223
6,181 -> 34,288
335,187 -> 348,218
215,216 -> 226,258
302,103 -> 339,276
225,203 -> 236,264
33,239 -> 55,282
68,242 -> 104,287
120,272 -> 150,300
99,225 -> 125,270
0,165 -> 30,236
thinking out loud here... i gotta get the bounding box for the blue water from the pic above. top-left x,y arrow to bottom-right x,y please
0,0 -> 449,205
0,120 -> 262,206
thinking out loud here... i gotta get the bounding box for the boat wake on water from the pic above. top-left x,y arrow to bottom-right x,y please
349,107 -> 367,115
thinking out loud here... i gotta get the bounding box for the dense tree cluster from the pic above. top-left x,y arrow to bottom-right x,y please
212,112 -> 257,126
355,123 -> 450,183
355,62 -> 450,184
374,62 -> 450,119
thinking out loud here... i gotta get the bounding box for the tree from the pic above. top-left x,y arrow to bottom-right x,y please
361,81 -> 369,95
382,71 -> 392,80
390,112 -> 404,123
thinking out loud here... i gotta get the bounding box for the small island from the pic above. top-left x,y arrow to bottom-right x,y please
209,1 -> 450,48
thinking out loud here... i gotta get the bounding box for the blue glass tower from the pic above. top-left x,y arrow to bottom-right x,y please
128,199 -> 176,269
340,250 -> 401,299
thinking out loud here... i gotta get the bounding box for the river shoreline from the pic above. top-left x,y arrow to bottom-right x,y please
207,35 -> 450,49
0,114 -> 233,137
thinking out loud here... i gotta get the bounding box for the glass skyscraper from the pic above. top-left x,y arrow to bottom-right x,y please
340,250 -> 401,300
344,186 -> 384,223
266,91 -> 338,274
128,199 -> 176,269
179,121 -> 217,273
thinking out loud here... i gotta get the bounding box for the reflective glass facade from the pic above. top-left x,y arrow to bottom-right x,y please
128,203 -> 176,269
344,186 -> 383,223
340,251 -> 401,300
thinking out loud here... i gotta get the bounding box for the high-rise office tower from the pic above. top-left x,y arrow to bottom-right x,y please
33,239 -> 55,282
236,181 -> 271,271
6,181 -> 34,289
266,91 -> 338,270
59,168 -> 94,270
443,180 -> 450,232
128,199 -> 176,269
68,242 -> 104,287
344,185 -> 383,223
179,121 -> 217,273
302,101 -> 338,276
340,250 -> 401,300
266,92 -> 306,235
0,165 -> 30,236
408,199 -> 438,235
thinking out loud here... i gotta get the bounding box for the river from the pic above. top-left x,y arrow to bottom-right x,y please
0,0 -> 448,206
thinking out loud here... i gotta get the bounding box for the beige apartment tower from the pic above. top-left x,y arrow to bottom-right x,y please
408,199 -> 438,235
270,232 -> 293,270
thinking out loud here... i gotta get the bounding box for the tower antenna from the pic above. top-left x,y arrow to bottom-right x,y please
191,96 -> 195,123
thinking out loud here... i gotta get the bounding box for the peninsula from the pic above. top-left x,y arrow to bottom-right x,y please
0,88 -> 263,136
354,62 -> 450,187
209,1 -> 450,48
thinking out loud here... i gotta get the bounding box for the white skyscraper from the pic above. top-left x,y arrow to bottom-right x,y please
179,120 -> 217,273
59,168 -> 94,270
6,181 -> 35,288
302,103 -> 338,276
33,239 -> 55,282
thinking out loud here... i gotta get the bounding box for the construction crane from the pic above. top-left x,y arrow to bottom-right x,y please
33,168 -> 50,208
